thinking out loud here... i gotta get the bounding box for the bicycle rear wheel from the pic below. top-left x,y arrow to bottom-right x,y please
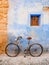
5,43 -> 20,57
29,43 -> 43,57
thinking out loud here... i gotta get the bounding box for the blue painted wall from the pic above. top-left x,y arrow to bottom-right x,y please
8,0 -> 49,47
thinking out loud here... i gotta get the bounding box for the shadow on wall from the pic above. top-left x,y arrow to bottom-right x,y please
8,32 -> 16,43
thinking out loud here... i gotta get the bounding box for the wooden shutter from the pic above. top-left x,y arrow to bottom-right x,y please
31,16 -> 39,26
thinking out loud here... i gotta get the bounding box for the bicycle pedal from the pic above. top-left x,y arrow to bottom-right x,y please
24,55 -> 26,58
24,56 -> 26,57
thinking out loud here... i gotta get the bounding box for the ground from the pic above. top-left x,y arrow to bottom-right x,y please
0,53 -> 49,65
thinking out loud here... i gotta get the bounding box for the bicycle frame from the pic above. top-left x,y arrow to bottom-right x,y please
14,36 -> 31,54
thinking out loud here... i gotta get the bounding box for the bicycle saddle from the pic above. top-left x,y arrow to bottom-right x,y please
27,37 -> 32,40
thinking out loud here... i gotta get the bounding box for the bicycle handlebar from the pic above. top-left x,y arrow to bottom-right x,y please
17,36 -> 22,40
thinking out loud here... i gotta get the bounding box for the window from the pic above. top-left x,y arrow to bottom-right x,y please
30,14 -> 40,26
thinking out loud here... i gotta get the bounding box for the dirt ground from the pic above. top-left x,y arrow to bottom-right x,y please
0,53 -> 49,65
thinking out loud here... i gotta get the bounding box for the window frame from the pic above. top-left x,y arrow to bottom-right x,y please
30,14 -> 41,26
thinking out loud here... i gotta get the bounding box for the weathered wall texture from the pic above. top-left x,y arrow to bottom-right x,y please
0,0 -> 9,54
8,0 -> 49,48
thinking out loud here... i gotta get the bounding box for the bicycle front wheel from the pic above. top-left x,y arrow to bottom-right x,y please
29,43 -> 43,57
5,43 -> 20,57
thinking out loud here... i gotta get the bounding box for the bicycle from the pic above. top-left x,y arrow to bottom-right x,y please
5,36 -> 43,57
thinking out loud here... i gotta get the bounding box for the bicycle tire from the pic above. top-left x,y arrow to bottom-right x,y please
5,43 -> 20,57
29,43 -> 43,57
